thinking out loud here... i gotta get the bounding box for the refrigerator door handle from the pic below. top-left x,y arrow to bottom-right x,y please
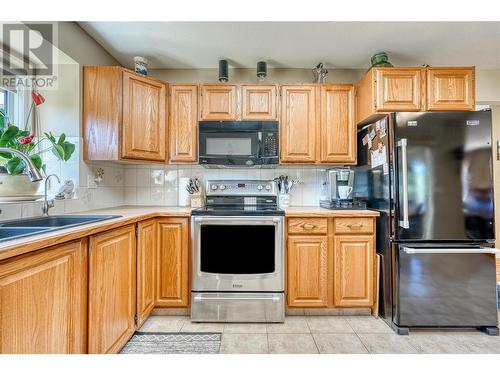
396,138 -> 409,229
402,246 -> 500,255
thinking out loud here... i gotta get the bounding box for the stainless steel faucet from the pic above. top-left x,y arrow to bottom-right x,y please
42,174 -> 61,216
0,148 -> 43,182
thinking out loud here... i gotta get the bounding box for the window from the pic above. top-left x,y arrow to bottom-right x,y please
0,88 -> 21,126
0,89 -> 7,111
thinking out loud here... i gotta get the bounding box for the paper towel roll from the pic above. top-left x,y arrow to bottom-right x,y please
178,177 -> 191,207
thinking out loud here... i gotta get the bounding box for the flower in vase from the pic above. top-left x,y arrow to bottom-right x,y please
18,134 -> 34,144
31,91 -> 45,106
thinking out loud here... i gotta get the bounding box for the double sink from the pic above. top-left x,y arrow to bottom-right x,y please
0,215 -> 122,242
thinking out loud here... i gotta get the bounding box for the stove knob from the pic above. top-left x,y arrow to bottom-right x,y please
257,185 -> 263,190
219,184 -> 226,190
211,184 -> 218,190
265,185 -> 271,190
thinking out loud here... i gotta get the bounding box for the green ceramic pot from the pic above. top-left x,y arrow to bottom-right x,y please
370,52 -> 393,68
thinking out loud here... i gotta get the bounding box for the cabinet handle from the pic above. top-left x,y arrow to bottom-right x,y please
347,223 -> 363,229
301,223 -> 316,230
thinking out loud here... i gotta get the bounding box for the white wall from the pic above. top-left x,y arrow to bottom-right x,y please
476,70 -> 500,104
149,68 -> 364,84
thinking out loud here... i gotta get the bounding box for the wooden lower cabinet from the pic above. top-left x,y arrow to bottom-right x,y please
156,218 -> 189,307
287,235 -> 329,307
136,220 -> 157,327
286,217 -> 376,310
88,225 -> 136,354
333,235 -> 374,307
0,239 -> 87,354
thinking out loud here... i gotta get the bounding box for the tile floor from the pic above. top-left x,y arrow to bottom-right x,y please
138,314 -> 500,354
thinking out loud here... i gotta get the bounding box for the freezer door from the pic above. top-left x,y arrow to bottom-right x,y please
394,111 -> 494,241
394,243 -> 499,328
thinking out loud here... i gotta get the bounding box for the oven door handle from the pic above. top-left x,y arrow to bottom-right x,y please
402,246 -> 500,255
193,217 -> 283,224
193,295 -> 282,302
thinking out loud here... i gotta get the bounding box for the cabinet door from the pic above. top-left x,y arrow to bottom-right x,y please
320,85 -> 356,163
375,68 -> 424,112
156,218 -> 189,307
88,225 -> 136,354
333,235 -> 374,307
0,239 -> 87,354
136,220 -> 157,327
83,66 -> 122,160
287,235 -> 328,307
241,85 -> 278,120
200,84 -> 238,120
280,85 -> 317,163
122,71 -> 167,161
169,84 -> 198,163
427,68 -> 475,111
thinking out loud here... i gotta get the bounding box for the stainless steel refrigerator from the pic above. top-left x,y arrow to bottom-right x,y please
354,110 -> 499,335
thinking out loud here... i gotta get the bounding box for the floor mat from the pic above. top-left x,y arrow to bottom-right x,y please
119,332 -> 221,354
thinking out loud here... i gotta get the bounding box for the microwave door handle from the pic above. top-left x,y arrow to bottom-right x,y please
257,131 -> 263,157
397,138 -> 409,229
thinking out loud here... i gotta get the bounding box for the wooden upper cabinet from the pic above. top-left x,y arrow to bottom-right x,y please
83,66 -> 122,160
88,225 -> 136,354
122,71 -> 167,161
200,84 -> 238,120
156,218 -> 189,307
169,84 -> 198,163
427,67 -> 475,110
83,66 -> 167,162
280,85 -> 317,163
287,235 -> 329,307
375,68 -> 424,112
136,220 -> 157,327
320,84 -> 356,164
356,66 -> 476,124
333,235 -> 374,307
241,84 -> 278,120
0,239 -> 87,354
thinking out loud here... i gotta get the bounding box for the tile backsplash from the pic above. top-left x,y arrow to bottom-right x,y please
0,160 -> 328,221
122,164 -> 328,207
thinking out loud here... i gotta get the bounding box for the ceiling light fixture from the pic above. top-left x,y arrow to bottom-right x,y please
218,60 -> 229,82
257,61 -> 267,82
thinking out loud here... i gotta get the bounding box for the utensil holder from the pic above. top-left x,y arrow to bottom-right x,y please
190,192 -> 205,208
279,193 -> 291,208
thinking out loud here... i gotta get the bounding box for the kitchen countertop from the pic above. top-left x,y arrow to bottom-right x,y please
285,206 -> 380,217
0,206 -> 191,261
0,205 -> 379,261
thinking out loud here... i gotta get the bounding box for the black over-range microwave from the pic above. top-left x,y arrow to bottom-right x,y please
198,121 -> 279,167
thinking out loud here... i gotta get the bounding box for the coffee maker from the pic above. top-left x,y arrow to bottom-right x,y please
320,167 -> 366,209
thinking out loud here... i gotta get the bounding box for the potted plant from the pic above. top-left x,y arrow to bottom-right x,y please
0,91 -> 76,199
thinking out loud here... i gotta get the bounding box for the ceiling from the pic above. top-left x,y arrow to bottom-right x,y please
79,22 -> 500,69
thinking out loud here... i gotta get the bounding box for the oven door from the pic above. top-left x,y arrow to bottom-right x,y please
191,216 -> 284,292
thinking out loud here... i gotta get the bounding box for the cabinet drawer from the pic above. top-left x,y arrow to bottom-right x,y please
288,218 -> 328,234
334,218 -> 373,234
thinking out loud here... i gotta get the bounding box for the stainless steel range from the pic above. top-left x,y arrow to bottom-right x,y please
191,179 -> 285,323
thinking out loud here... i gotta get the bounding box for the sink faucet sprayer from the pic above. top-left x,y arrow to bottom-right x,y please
0,148 -> 44,182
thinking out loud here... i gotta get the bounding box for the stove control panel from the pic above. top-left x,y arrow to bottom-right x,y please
206,180 -> 277,196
